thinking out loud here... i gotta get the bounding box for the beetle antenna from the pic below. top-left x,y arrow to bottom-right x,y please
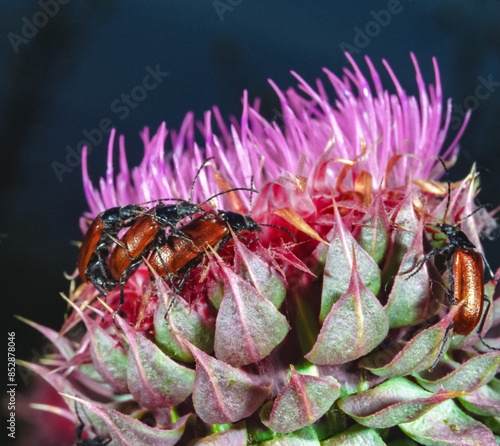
481,253 -> 496,281
259,223 -> 296,242
188,157 -> 215,203
456,204 -> 488,225
129,157 -> 216,208
200,187 -> 259,208
249,176 -> 255,216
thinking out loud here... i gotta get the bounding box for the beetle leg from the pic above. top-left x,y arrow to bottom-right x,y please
236,234 -> 259,243
164,264 -> 196,319
175,263 -> 193,294
92,282 -> 109,300
429,322 -> 452,371
85,263 -> 112,299
480,252 -> 496,281
112,280 -> 126,329
170,264 -> 194,307
402,245 -> 453,278
162,262 -> 197,319
107,234 -> 135,260
476,295 -> 500,351
168,226 -> 199,249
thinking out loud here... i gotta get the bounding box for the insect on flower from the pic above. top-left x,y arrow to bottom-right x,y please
404,157 -> 498,359
78,204 -> 144,296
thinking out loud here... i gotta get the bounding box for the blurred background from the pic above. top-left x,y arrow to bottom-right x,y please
1,0 -> 499,436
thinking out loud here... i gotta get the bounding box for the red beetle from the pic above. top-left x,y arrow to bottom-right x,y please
405,157 -> 497,362
78,204 -> 142,296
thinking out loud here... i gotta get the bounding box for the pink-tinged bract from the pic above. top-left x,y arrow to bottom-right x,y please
21,54 -> 500,445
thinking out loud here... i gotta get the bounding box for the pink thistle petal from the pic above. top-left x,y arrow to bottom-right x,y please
81,55 -> 467,221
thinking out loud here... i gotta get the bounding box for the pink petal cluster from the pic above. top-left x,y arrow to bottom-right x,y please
82,53 -> 469,223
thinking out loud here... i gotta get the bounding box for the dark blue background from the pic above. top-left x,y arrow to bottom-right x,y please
2,0 -> 500,389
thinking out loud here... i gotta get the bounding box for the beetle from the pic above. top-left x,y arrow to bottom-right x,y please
108,153 -> 255,281
404,157 -> 497,358
149,211 -> 230,286
108,201 -> 204,279
78,204 -> 143,296
407,222 -> 494,337
150,210 -> 296,286
149,209 -> 296,316
149,210 -> 271,281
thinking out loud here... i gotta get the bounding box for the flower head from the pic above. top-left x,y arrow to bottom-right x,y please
23,54 -> 499,445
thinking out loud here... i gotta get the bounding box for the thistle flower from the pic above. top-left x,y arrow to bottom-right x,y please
22,54 -> 500,445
